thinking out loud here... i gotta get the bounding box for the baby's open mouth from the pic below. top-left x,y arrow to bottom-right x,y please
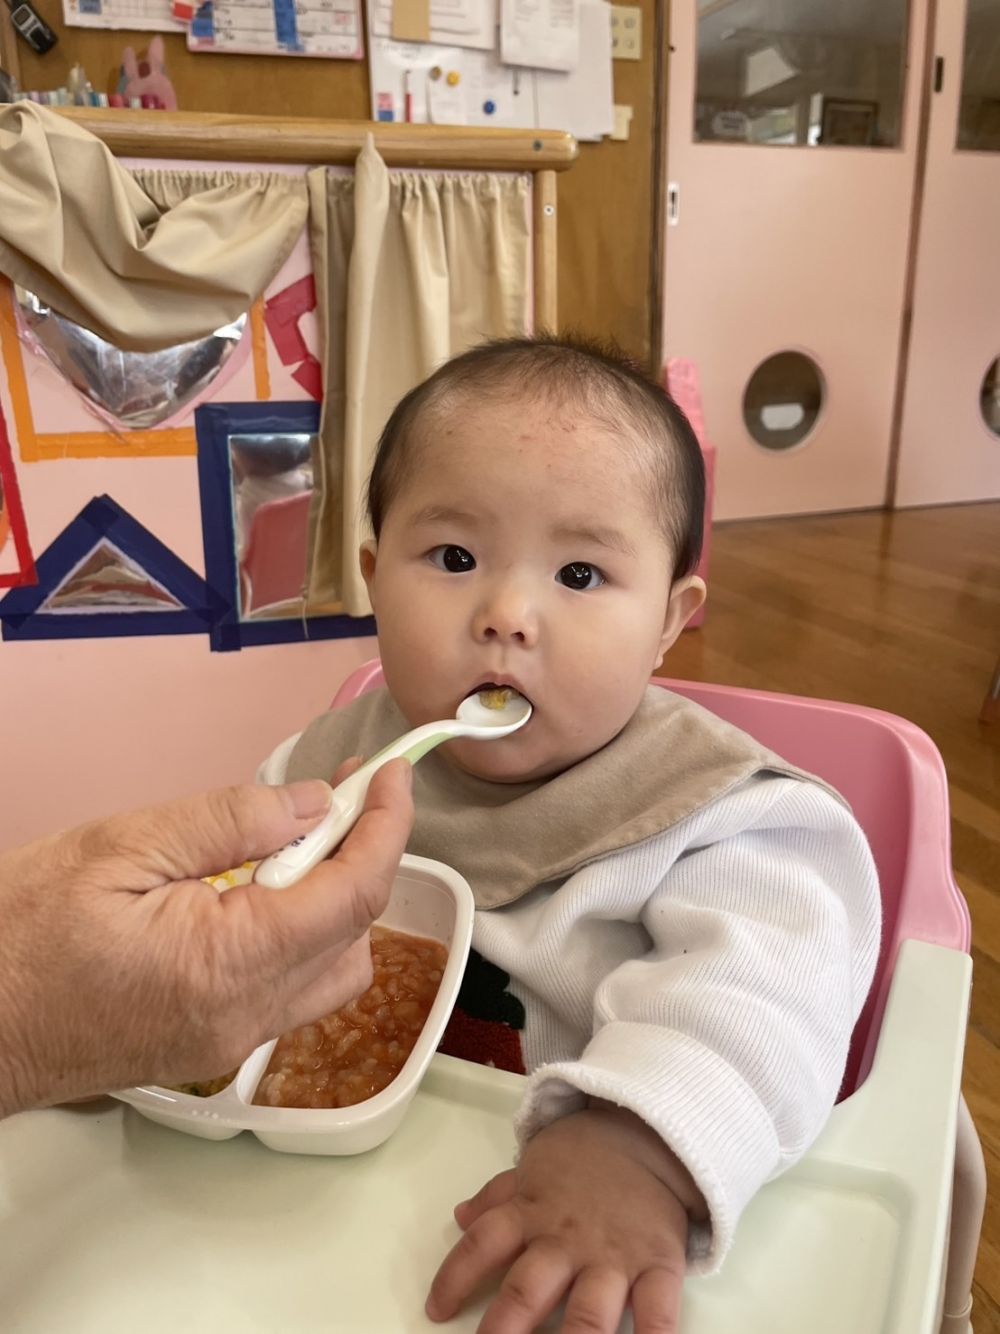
471,681 -> 534,714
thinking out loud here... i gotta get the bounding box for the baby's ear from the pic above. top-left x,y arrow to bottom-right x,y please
121,46 -> 138,82
148,35 -> 165,68
358,539 -> 378,600
656,574 -> 706,665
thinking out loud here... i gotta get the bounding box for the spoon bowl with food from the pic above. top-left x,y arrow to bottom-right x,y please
254,688 -> 532,890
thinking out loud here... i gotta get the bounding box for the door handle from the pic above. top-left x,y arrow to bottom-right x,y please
667,181 -> 680,226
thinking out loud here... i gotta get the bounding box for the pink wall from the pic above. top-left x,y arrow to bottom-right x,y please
0,403 -> 375,852
0,630 -> 374,851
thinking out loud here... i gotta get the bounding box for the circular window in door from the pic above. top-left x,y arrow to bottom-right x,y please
980,358 -> 1000,437
743,351 -> 824,451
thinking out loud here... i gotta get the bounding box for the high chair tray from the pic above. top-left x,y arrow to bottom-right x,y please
0,940 -> 969,1333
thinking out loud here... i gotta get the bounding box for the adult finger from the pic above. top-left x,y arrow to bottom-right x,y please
476,1239 -> 574,1334
269,933 -> 375,1034
260,759 -> 414,961
425,1204 -> 525,1323
73,780 -> 334,890
455,1170 -> 518,1229
562,1266 -> 630,1334
630,1264 -> 684,1334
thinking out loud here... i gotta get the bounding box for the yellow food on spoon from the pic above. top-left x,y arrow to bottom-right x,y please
479,687 -> 513,710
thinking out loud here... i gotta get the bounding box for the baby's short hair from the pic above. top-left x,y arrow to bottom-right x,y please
367,335 -> 706,579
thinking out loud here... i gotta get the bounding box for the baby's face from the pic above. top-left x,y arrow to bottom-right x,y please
361,397 -> 699,782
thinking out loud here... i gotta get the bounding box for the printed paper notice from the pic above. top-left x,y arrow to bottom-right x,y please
500,0 -> 578,71
426,73 -> 466,123
188,0 -> 363,58
63,0 -> 184,30
535,0 -> 611,139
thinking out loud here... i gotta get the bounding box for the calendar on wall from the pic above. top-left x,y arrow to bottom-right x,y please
62,0 -> 184,31
187,0 -> 364,58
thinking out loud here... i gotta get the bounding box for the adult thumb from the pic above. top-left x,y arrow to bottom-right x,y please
73,780 -> 335,889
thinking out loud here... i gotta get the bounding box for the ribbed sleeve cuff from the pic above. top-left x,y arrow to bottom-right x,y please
514,1021 -> 781,1272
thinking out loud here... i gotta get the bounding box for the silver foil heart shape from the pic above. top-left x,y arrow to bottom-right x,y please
15,287 -> 247,430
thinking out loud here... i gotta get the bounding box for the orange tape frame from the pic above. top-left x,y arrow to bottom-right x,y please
0,281 -> 271,461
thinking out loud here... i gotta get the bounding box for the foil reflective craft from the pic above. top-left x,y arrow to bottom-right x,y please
15,288 -> 247,430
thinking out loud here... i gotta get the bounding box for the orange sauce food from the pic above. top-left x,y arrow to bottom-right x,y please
253,926 -> 447,1110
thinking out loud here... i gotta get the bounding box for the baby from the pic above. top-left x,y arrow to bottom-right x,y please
260,337 -> 881,1332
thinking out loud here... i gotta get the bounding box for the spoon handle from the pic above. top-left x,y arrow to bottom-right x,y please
253,721 -> 460,890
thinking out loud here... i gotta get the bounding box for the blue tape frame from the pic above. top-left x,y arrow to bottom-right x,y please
0,495 -> 218,641
195,401 -> 375,652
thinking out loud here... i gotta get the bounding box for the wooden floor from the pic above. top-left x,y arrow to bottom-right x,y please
661,502 -> 1000,1332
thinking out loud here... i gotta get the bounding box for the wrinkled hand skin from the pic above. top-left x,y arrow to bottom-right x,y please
0,761 -> 413,1118
426,1102 -> 705,1334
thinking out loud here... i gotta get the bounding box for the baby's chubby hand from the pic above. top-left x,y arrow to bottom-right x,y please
426,1103 -> 705,1333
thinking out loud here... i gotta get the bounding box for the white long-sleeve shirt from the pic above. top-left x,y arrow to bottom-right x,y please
261,741 -> 881,1271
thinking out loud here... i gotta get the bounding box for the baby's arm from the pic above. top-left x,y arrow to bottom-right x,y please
429,778 -> 880,1330
519,778 -> 881,1267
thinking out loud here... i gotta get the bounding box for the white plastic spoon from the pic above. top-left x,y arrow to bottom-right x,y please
253,689 -> 532,890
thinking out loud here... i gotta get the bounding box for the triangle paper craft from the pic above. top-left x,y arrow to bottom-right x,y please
0,495 -> 219,640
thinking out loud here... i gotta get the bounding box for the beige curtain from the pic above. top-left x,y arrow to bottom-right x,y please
0,104 -> 307,352
307,139 -> 531,616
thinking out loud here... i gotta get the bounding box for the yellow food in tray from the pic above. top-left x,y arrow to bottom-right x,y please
202,861 -> 257,891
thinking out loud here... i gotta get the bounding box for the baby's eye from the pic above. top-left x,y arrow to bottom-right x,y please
429,545 -> 476,573
557,562 -> 604,591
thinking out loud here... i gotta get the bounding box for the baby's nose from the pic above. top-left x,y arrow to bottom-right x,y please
473,584 -> 538,647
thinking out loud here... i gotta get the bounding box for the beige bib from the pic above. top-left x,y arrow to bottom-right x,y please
286,686 -> 842,910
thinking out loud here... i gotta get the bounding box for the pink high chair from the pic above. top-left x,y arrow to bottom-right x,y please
333,660 -> 984,1334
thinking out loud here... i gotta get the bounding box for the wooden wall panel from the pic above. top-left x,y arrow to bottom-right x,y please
554,0 -> 661,366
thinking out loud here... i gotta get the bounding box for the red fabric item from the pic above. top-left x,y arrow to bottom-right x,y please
438,1009 -> 526,1076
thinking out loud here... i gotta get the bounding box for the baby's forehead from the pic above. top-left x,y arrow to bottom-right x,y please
398,391 -> 673,525
414,383 -> 652,458
418,389 -> 666,494
368,346 -> 698,571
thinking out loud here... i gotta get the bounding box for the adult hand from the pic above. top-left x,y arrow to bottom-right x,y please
0,761 -> 413,1118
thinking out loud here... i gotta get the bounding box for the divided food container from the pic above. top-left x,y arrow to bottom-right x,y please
112,854 -> 474,1155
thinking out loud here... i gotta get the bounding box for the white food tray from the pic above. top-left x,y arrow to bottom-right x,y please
112,854 -> 474,1155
